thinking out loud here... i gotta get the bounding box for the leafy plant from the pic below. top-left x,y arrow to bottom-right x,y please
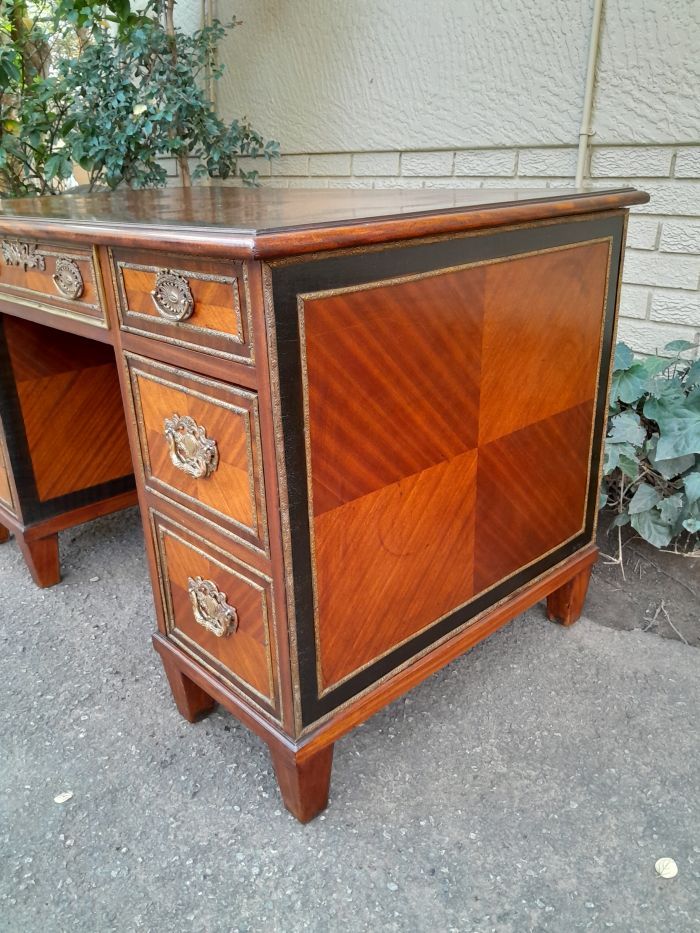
602,339 -> 700,551
0,0 -> 278,197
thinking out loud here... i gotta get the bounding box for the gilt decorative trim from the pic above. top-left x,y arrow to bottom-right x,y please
151,269 -> 195,321
52,257 -> 84,300
163,413 -> 219,479
187,576 -> 238,638
2,240 -> 46,272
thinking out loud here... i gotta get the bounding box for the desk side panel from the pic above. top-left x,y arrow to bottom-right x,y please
268,214 -> 624,727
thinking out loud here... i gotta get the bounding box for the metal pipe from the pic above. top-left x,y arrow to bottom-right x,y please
575,0 -> 605,187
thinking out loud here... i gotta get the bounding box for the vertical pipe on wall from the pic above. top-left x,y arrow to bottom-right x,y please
575,0 -> 605,187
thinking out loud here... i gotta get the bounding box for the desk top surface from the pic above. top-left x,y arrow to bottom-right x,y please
0,186 -> 648,259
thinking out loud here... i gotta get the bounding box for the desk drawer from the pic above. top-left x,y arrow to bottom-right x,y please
0,238 -> 106,327
126,355 -> 267,553
152,511 -> 279,716
111,249 -> 253,364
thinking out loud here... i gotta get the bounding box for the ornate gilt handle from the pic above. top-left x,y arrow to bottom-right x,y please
187,576 -> 238,638
151,269 -> 195,322
164,413 -> 219,479
2,240 -> 46,271
53,257 -> 84,300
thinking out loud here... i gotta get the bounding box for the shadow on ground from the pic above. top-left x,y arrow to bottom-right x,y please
1,509 -> 698,932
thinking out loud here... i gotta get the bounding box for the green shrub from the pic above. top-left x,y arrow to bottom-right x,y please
602,339 -> 700,550
0,1 -> 278,196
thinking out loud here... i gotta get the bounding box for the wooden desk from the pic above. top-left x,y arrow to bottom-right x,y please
0,186 -> 648,821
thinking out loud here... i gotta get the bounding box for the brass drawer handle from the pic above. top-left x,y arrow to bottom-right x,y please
151,269 -> 195,321
164,413 -> 219,479
1,239 -> 46,272
53,257 -> 84,300
187,576 -> 238,637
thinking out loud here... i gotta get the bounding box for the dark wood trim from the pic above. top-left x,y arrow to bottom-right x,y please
269,214 -> 624,726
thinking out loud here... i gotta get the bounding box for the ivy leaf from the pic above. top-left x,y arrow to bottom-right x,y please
613,342 -> 634,372
658,493 -> 684,526
608,410 -> 645,446
630,508 -> 674,548
618,453 -> 641,480
685,359 -> 700,387
604,439 -> 636,474
610,363 -> 648,405
682,517 -> 700,534
645,393 -> 700,459
664,339 -> 698,353
628,483 -> 661,514
684,471 -> 700,505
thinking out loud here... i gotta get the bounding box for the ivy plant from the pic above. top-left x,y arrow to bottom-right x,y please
0,0 -> 278,196
602,339 -> 700,550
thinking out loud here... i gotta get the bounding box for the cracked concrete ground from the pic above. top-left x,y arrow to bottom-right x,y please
1,508 -> 698,933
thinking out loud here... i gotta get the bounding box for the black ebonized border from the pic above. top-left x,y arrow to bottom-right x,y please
0,315 -> 135,528
270,215 -> 624,726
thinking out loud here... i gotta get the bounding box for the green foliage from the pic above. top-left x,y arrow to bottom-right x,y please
602,340 -> 700,550
0,0 -> 278,196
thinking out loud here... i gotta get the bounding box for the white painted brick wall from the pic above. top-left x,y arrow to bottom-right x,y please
660,221 -> 700,254
454,150 -> 517,176
257,142 -> 700,357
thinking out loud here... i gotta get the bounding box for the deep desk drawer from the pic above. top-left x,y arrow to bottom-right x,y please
151,511 -> 280,717
111,249 -> 253,364
126,354 -> 268,553
0,238 -> 106,327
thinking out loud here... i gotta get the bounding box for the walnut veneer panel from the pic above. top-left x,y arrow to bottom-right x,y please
478,240 -> 610,445
303,269 -> 483,516
4,317 -> 132,502
304,241 -> 608,693
127,355 -> 267,551
153,514 -> 278,714
474,400 -> 594,593
0,239 -> 105,325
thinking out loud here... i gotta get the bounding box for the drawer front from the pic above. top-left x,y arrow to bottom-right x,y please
0,238 -> 106,327
127,355 -> 268,553
111,249 -> 253,364
152,512 -> 280,716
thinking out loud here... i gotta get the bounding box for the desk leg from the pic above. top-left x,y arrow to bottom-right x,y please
15,532 -> 60,588
0,522 -> 9,543
159,649 -> 217,723
269,743 -> 334,823
546,562 -> 593,626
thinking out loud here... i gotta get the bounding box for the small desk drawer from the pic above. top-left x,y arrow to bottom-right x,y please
126,355 -> 268,553
0,238 -> 106,327
152,511 -> 280,717
111,249 -> 253,364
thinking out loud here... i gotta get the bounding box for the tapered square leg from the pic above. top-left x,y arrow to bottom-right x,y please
546,563 -> 593,626
0,523 -> 9,543
160,651 -> 217,722
16,532 -> 61,588
269,743 -> 334,823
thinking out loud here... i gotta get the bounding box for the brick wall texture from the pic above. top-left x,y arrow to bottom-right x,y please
235,144 -> 700,359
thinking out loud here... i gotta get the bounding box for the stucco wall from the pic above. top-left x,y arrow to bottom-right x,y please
176,0 -> 700,355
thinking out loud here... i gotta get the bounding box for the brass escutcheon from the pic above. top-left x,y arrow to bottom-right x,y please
163,413 -> 219,479
52,257 -> 84,300
151,269 -> 195,322
187,576 -> 238,637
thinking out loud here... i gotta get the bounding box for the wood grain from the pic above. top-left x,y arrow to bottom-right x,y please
0,440 -> 13,509
546,562 -> 594,626
315,451 -> 478,689
3,316 -> 133,502
303,267 -> 483,515
478,240 -> 610,445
